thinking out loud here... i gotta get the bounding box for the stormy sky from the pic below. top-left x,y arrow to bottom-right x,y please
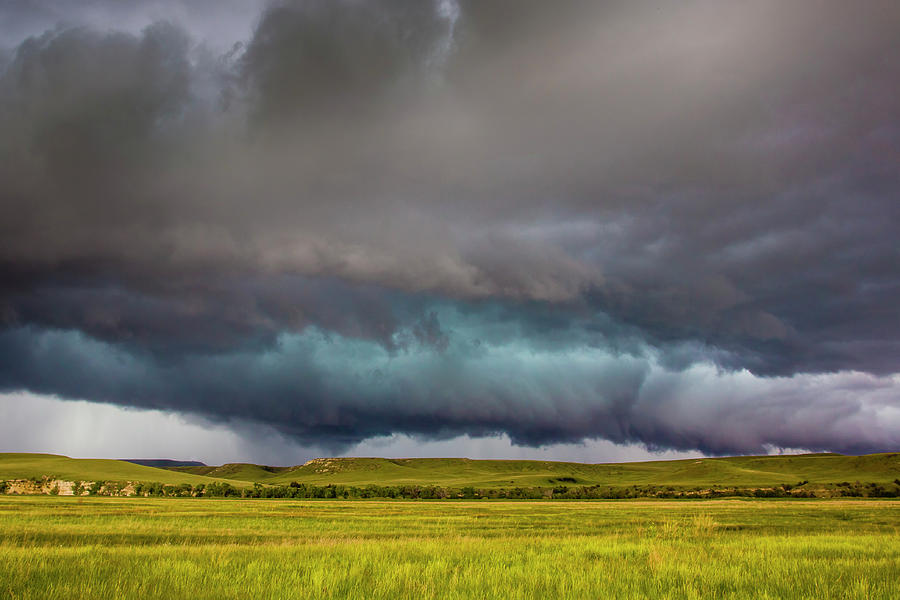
1,0 -> 898,464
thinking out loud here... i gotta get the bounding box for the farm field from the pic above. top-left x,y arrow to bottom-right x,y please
1,496 -> 898,599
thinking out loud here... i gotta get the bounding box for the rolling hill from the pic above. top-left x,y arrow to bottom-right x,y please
172,452 -> 900,489
2,452 -> 898,491
0,453 -> 247,487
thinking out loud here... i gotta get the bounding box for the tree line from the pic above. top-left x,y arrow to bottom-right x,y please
17,479 -> 897,499
2,478 -> 898,498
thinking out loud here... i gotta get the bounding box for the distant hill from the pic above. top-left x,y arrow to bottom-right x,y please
2,452 -> 898,492
0,454 -> 244,487
122,459 -> 207,468
167,453 -> 900,489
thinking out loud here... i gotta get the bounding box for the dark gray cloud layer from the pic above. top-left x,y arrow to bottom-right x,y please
2,325 -> 898,455
1,1 -> 898,455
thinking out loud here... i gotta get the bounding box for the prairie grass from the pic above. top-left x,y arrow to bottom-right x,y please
1,497 -> 898,599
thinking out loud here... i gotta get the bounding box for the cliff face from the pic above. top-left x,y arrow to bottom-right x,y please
1,478 -> 135,496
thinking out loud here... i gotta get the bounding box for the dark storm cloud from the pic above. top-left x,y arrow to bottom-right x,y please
0,0 -> 898,454
0,1 -> 264,50
239,0 -> 452,122
0,325 -> 897,455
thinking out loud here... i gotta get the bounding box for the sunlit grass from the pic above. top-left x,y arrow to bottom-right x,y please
1,497 -> 898,599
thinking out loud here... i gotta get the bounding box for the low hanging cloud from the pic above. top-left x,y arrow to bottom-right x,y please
1,315 -> 898,455
0,0 -> 898,457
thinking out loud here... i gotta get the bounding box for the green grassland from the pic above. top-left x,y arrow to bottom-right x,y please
0,496 -> 897,599
172,452 -> 900,489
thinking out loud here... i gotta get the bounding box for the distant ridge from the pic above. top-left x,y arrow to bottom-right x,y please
2,453 -> 897,493
0,454 -> 240,488
163,453 -> 900,489
122,459 -> 207,468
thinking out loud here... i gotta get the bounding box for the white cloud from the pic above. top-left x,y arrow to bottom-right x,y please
343,433 -> 703,463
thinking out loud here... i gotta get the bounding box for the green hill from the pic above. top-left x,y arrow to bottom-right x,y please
0,453 -> 246,487
170,463 -> 293,480
173,453 -> 900,489
3,452 -> 898,492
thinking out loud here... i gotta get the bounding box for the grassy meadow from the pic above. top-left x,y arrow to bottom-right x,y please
1,496 -> 898,599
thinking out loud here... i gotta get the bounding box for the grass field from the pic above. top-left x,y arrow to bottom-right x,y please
0,496 -> 897,599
